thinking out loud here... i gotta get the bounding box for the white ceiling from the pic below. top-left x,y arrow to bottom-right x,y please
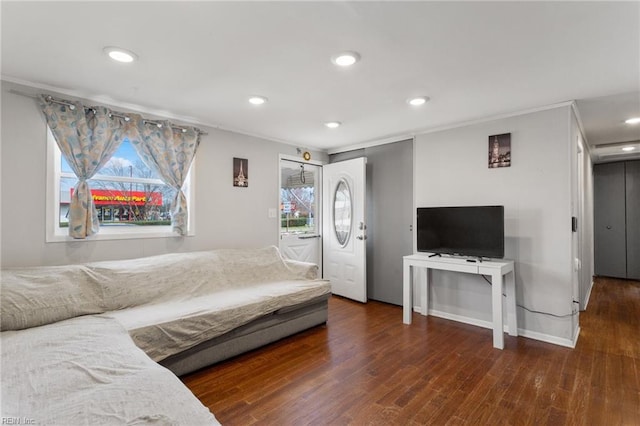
2,1 -> 639,153
577,92 -> 640,162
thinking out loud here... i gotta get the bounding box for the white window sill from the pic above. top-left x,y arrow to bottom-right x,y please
46,226 -> 193,243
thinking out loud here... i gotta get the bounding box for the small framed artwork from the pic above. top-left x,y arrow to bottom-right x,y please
233,157 -> 248,187
488,133 -> 511,168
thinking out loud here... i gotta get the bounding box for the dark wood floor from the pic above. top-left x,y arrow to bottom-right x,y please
182,277 -> 640,425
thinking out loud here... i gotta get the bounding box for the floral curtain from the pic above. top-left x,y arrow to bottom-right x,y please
39,96 -> 126,239
126,115 -> 200,235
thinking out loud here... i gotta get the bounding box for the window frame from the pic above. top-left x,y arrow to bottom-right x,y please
46,127 -> 196,242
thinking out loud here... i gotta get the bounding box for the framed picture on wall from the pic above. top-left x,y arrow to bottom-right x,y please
233,157 -> 248,187
488,133 -> 511,168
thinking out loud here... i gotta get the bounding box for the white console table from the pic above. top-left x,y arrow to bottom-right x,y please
402,254 -> 517,349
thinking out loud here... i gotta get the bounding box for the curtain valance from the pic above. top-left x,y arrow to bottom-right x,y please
40,95 -> 206,135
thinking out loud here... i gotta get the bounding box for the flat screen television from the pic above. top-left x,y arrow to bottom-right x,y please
417,206 -> 505,259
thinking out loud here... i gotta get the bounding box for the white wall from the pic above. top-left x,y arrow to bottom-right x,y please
0,81 -> 327,267
414,106 -> 576,345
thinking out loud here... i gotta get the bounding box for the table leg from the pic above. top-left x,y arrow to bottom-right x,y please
421,267 -> 429,316
505,270 -> 518,336
491,271 -> 504,349
403,260 -> 412,324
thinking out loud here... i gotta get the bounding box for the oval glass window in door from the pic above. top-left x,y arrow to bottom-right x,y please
333,179 -> 352,247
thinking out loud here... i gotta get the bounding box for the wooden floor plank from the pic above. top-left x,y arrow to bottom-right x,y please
182,277 -> 640,425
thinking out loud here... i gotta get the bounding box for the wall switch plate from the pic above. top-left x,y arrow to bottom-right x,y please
268,208 -> 277,218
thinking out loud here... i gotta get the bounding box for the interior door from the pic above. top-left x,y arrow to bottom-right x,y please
322,157 -> 367,302
279,160 -> 322,266
625,160 -> 640,280
594,162 -> 627,278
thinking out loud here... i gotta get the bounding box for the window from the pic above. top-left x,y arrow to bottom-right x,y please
46,128 -> 195,241
280,161 -> 319,236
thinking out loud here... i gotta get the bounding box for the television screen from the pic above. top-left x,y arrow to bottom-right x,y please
417,206 -> 504,258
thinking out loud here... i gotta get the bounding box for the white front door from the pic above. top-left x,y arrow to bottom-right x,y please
322,157 -> 367,303
279,159 -> 322,267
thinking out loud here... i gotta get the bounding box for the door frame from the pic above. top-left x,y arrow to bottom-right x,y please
278,154 -> 325,272
576,138 -> 586,308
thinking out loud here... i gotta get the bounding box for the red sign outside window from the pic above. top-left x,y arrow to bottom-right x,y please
70,188 -> 162,206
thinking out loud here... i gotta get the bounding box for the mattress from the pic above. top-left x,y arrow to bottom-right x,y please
161,295 -> 329,376
0,315 -> 219,425
105,279 -> 331,362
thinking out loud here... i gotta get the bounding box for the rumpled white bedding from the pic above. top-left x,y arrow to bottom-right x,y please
1,246 -> 323,332
107,279 -> 331,362
1,263 -> 105,330
0,316 -> 219,426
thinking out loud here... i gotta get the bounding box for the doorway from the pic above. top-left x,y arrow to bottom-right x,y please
279,158 -> 322,268
329,139 -> 413,305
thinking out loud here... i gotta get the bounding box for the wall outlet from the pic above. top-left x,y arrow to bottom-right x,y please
268,208 -> 277,218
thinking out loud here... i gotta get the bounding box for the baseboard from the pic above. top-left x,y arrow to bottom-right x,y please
428,309 -> 495,331
425,309 -> 577,348
582,279 -> 594,310
572,324 -> 581,348
518,328 -> 576,348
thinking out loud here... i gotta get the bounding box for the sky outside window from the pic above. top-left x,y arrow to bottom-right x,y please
61,139 -> 158,179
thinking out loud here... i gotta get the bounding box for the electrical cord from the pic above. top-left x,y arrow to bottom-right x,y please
517,304 -> 577,318
480,275 -> 578,318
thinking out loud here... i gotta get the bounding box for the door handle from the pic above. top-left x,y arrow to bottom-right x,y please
298,234 -> 321,240
606,226 -> 612,230
356,235 -> 367,240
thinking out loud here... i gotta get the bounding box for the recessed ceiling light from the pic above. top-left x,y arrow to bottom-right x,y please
103,46 -> 138,63
325,121 -> 341,129
248,96 -> 268,105
622,146 -> 636,152
408,96 -> 430,106
331,52 -> 360,67
625,117 -> 640,124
